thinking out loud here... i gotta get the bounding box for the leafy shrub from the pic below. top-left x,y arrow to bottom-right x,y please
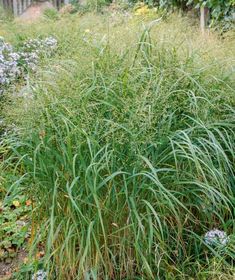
0,196 -> 31,262
139,0 -> 235,30
194,0 -> 235,30
43,8 -> 59,20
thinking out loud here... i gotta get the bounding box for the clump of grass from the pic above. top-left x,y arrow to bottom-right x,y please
43,8 -> 59,21
1,12 -> 235,279
0,6 -> 13,23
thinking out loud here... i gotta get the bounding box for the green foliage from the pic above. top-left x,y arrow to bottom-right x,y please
196,0 -> 235,29
43,8 -> 59,21
0,5 -> 13,22
147,0 -> 235,29
70,0 -> 111,13
11,260 -> 47,280
0,196 -> 31,262
1,12 -> 235,280
158,0 -> 188,9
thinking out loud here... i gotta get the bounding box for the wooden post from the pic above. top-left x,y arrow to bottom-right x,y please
200,6 -> 205,32
23,0 -> 26,12
200,6 -> 209,33
12,0 -> 18,16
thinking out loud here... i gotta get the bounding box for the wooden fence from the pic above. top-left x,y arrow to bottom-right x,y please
0,0 -> 68,16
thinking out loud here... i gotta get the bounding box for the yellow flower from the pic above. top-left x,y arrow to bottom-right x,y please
134,5 -> 150,16
12,200 -> 20,207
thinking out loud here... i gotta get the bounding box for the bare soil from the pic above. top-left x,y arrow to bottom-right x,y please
19,1 -> 54,21
0,249 -> 28,280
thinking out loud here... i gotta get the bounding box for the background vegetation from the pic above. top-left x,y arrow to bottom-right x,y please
159,0 -> 235,29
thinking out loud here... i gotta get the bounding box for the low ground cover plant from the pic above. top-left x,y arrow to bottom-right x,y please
0,196 -> 31,262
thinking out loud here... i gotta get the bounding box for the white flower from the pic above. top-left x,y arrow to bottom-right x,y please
32,270 -> 47,280
0,36 -> 57,94
22,37 -> 57,56
204,229 -> 229,246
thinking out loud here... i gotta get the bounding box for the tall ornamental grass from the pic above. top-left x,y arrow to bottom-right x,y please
1,13 -> 235,279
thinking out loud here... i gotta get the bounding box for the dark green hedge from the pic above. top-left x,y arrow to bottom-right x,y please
146,0 -> 235,29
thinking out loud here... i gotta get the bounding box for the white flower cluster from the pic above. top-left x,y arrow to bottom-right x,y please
0,36 -> 57,94
32,270 -> 47,280
204,229 -> 229,246
22,37 -> 58,57
0,37 -> 21,91
18,51 -> 40,72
